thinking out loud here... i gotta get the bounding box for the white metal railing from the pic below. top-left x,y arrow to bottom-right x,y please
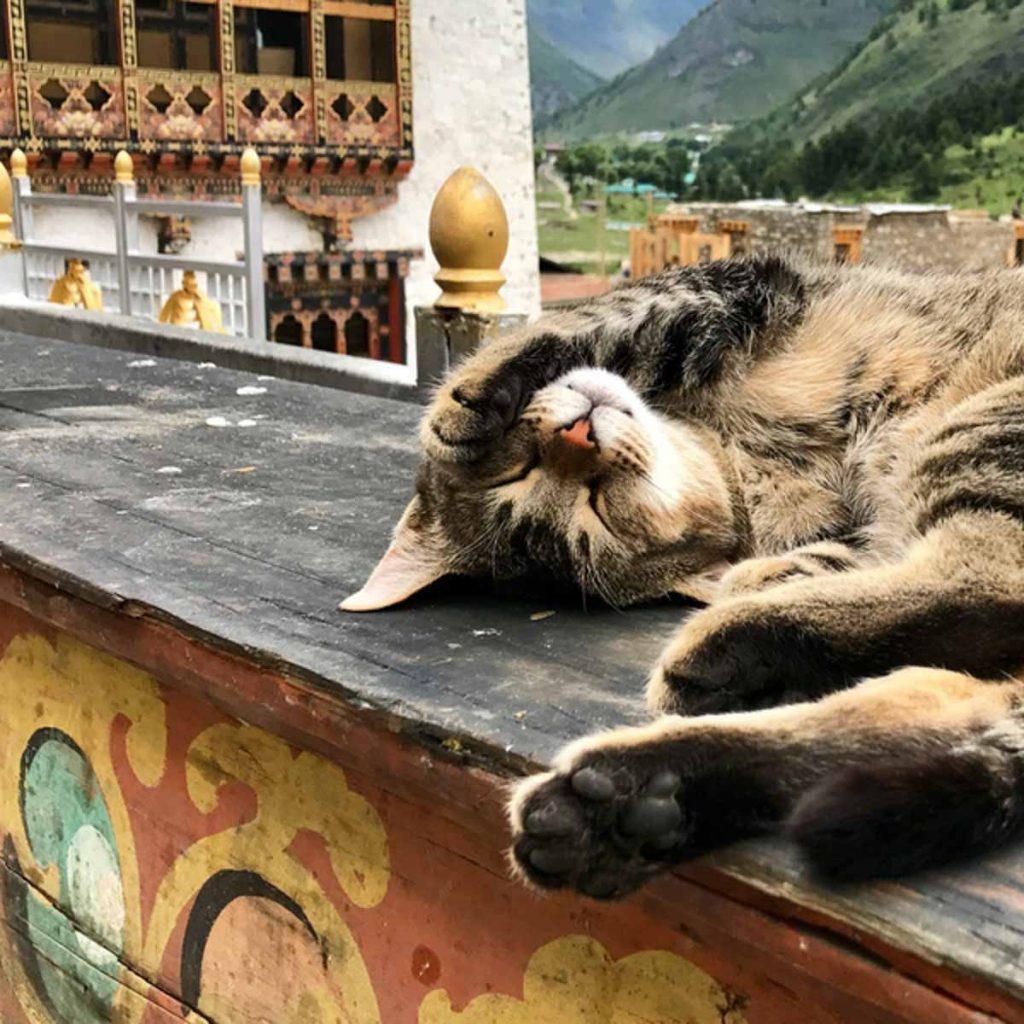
10,150 -> 265,341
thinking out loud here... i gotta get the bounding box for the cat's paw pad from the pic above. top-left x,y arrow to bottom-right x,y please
509,759 -> 689,900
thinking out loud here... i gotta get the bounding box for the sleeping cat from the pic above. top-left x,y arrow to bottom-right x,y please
343,254 -> 1024,899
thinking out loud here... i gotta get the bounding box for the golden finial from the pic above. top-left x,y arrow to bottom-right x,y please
0,159 -> 20,250
114,150 -> 134,185
10,148 -> 27,179
429,166 -> 509,312
240,147 -> 261,186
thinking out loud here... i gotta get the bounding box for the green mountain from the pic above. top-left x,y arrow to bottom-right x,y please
527,0 -> 703,79
542,0 -> 894,139
529,25 -> 605,119
764,0 -> 1024,142
691,0 -> 1024,214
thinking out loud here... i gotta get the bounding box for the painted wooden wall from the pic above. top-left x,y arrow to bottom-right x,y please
0,601 -> 1007,1024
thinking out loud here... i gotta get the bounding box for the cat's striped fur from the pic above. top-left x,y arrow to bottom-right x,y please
345,254 -> 1024,895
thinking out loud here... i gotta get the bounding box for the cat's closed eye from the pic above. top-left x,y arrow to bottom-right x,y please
488,453 -> 541,488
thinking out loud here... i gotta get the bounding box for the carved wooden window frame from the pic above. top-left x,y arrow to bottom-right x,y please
0,0 -> 413,166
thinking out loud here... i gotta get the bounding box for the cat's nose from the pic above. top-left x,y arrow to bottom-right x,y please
548,417 -> 599,476
558,417 -> 596,451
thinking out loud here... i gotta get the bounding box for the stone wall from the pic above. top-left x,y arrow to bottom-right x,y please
681,203 -> 833,260
865,213 -> 1015,272
668,202 -> 1017,272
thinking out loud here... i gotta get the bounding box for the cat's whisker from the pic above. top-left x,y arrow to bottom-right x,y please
580,556 -> 626,613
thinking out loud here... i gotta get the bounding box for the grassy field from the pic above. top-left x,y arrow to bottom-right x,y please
536,192 -> 671,273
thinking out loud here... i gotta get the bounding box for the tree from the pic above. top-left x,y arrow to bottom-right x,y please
909,155 -> 943,201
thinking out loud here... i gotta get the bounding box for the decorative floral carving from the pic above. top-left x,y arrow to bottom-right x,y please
235,76 -> 314,145
325,83 -> 399,148
139,72 -> 222,143
27,66 -> 125,139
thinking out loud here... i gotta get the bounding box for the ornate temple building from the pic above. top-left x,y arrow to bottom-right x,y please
0,0 -> 540,373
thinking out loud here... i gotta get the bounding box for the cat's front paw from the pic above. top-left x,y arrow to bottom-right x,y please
423,362 -> 526,463
648,598 -> 805,715
509,734 -> 692,900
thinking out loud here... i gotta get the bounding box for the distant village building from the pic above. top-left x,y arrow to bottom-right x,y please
630,199 -> 1022,277
1,0 -> 539,374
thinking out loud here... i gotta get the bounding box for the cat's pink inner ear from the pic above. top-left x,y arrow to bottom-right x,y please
340,503 -> 446,612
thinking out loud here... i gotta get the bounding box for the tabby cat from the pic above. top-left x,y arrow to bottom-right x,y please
343,254 -> 1024,899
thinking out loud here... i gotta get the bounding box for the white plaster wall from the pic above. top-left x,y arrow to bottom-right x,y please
187,203 -> 322,260
32,200 -> 319,260
351,0 -> 542,347
29,205 -> 159,301
33,205 -> 159,253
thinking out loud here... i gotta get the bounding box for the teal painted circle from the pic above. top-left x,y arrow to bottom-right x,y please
66,824 -> 125,970
20,732 -> 125,1024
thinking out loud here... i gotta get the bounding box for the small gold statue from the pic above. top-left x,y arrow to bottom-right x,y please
159,271 -> 224,333
49,259 -> 102,310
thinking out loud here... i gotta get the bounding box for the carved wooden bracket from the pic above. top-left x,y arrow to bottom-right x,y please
283,185 -> 399,245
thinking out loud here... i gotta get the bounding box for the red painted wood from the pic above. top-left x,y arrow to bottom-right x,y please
388,273 -> 403,363
0,580 -> 1017,1023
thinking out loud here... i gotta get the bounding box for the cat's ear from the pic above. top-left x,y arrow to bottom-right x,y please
340,497 -> 447,612
672,561 -> 731,605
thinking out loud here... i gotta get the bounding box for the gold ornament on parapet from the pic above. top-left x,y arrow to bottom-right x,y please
0,155 -> 21,250
49,259 -> 102,309
429,166 -> 509,313
159,270 -> 225,332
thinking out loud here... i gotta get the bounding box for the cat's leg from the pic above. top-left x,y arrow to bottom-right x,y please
715,539 -> 863,599
510,667 -> 1024,898
650,514 -> 1024,715
653,376 -> 1024,714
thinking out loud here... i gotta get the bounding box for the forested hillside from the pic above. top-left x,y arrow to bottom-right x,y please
765,0 -> 1024,143
695,0 -> 1024,209
540,0 -> 894,138
529,25 -> 605,118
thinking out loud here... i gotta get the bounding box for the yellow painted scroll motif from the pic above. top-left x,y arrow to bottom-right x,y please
420,935 -> 747,1024
0,632 -> 388,1024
